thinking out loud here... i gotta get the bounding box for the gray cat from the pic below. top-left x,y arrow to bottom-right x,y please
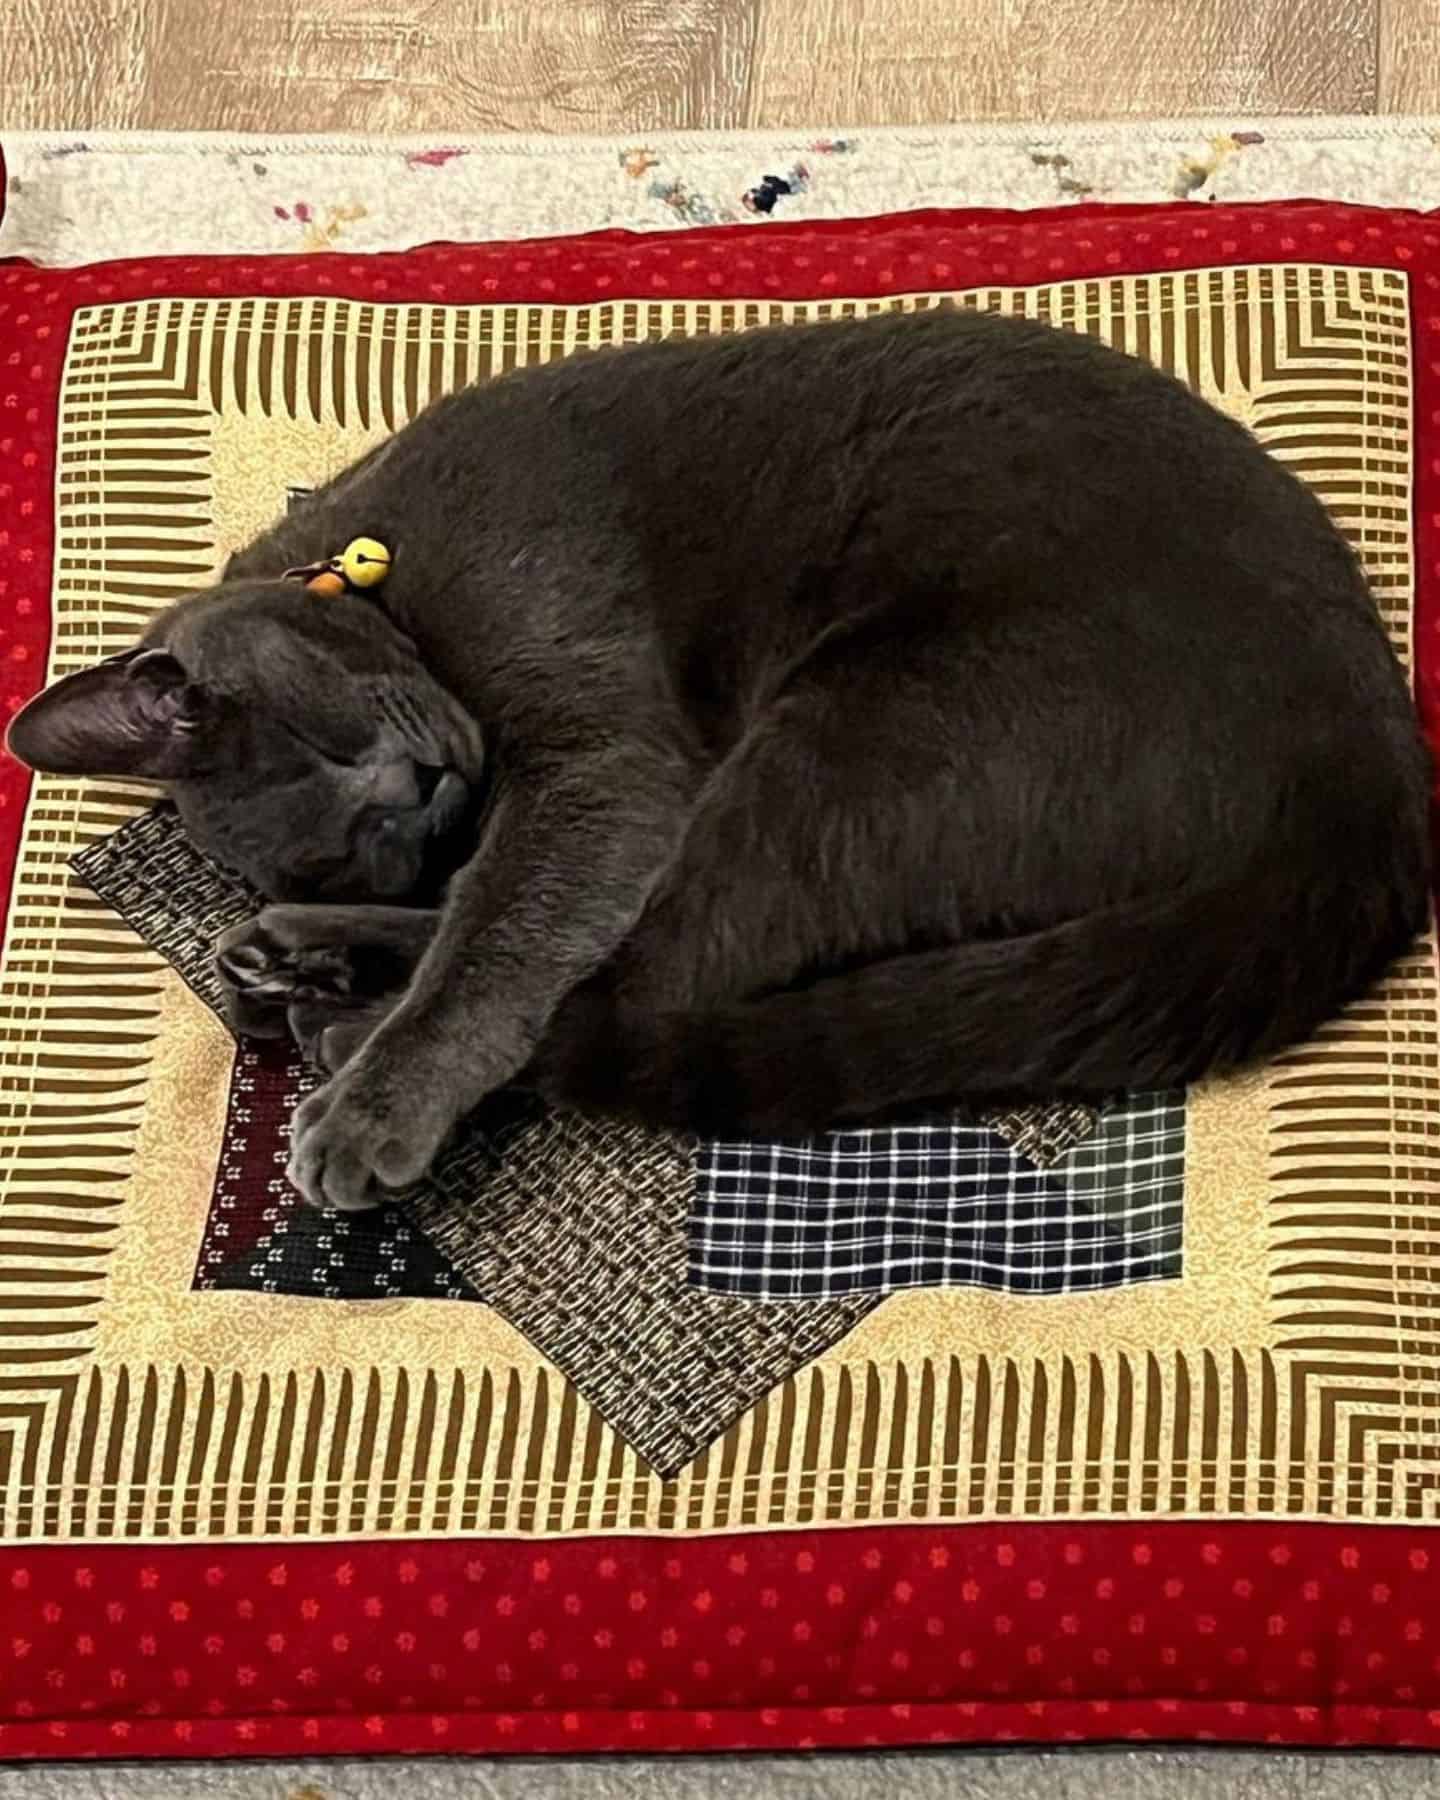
7,308 -> 1429,1211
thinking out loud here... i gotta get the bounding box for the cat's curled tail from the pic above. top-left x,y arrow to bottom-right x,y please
539,861 -> 1428,1134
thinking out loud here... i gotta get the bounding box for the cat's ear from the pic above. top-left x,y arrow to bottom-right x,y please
5,649 -> 207,779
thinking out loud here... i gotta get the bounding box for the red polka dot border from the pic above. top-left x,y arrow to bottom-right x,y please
0,1525 -> 1438,1758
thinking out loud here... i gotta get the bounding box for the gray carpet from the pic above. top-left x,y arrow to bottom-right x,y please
0,1753 -> 1436,1797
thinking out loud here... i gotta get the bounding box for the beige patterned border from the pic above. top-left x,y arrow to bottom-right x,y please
2,268 -> 1438,1539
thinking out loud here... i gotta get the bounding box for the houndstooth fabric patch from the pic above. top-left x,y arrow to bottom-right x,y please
408,1102 -> 878,1476
977,1098 -> 1104,1168
72,801 -> 263,1022
690,1091 -> 1187,1301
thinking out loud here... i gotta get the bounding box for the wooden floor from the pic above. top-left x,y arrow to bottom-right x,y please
3,0 -> 1439,134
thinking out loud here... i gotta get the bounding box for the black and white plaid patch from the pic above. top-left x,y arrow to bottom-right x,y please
690,1090 -> 1186,1300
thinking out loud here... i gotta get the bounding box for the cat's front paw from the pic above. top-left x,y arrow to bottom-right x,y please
216,908 -> 356,1040
286,1049 -> 458,1212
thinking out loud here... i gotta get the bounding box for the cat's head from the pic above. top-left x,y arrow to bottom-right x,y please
4,581 -> 484,903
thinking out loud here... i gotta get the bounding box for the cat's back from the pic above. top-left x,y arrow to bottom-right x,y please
521,305 -> 1315,557
521,302 -> 1212,432
395,304 -> 1297,571
357,305 -> 1390,721
533,306 -> 1361,633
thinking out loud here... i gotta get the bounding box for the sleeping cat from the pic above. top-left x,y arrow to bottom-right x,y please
6,307 -> 1430,1213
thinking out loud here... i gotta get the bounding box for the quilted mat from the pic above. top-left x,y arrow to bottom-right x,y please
3,197 -> 1440,1760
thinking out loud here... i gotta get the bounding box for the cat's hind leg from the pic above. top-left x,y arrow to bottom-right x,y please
535,625 -> 985,1107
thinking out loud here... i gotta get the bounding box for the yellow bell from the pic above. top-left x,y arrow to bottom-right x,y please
338,536 -> 391,589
